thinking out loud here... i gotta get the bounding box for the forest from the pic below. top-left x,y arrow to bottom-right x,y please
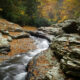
0,0 -> 80,27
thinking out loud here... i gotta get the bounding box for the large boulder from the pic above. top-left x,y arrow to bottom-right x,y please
0,33 -> 10,54
51,34 -> 80,77
62,20 -> 79,33
51,19 -> 80,35
55,19 -> 79,34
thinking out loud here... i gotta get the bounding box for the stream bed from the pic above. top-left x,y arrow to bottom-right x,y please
0,36 -> 49,80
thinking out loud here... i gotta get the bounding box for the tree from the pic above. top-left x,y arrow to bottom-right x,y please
37,0 -> 80,23
25,0 -> 39,25
0,0 -> 39,26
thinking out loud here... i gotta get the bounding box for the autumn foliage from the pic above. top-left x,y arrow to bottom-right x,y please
38,0 -> 80,23
0,0 -> 80,26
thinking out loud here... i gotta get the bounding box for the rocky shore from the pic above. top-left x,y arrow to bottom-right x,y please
0,18 -> 80,80
27,18 -> 80,80
0,19 -> 36,62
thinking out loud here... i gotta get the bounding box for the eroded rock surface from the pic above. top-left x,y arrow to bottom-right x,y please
51,35 -> 80,77
27,18 -> 80,79
26,49 -> 65,80
50,19 -> 80,77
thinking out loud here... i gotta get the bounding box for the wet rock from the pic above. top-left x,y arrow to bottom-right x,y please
28,31 -> 55,42
0,33 -> 10,54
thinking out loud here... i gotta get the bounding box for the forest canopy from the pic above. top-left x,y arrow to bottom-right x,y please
0,0 -> 80,27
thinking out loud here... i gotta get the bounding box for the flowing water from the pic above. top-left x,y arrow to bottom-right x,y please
0,36 -> 49,80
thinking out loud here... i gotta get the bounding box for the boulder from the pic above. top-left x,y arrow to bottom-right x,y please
52,19 -> 80,34
62,20 -> 79,33
51,34 -> 80,77
38,27 -> 63,36
56,19 -> 80,34
0,33 -> 10,54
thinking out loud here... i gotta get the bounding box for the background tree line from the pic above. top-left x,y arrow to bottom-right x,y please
38,0 -> 80,23
0,0 -> 80,27
0,0 -> 51,27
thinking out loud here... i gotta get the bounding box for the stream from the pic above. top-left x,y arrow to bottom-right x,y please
0,36 -> 49,80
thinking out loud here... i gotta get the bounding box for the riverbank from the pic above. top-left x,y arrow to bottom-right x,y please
0,31 -> 49,80
27,18 -> 80,80
0,18 -> 80,80
0,19 -> 37,63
